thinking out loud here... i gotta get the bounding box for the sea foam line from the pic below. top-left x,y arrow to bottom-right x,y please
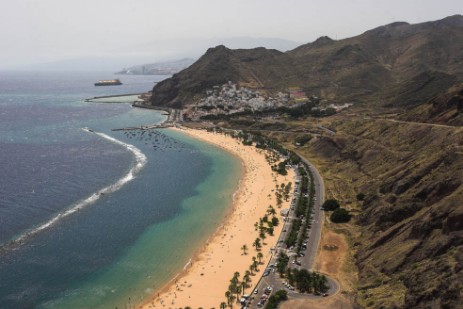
3,128 -> 147,249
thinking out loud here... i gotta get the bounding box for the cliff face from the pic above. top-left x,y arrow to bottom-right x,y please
151,15 -> 463,108
304,112 -> 463,308
400,83 -> 463,125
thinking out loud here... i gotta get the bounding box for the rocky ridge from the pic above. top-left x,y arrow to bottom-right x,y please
150,15 -> 463,109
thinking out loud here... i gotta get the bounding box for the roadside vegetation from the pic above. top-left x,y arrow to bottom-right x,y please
322,198 -> 351,223
264,290 -> 288,309
214,128 -> 329,307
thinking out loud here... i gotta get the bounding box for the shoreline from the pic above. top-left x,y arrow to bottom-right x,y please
140,127 -> 295,309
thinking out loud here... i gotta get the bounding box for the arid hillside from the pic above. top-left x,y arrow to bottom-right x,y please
148,14 -> 463,309
400,83 -> 463,125
151,15 -> 463,108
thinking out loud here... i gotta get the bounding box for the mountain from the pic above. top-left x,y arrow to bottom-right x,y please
296,105 -> 463,308
19,37 -> 300,72
151,45 -> 299,108
399,83 -> 463,125
150,15 -> 463,108
116,58 -> 196,75
118,36 -> 302,61
22,56 -> 143,72
147,15 -> 463,309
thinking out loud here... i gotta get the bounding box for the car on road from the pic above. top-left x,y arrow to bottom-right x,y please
254,289 -> 258,294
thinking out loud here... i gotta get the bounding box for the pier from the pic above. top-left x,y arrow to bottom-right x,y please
84,92 -> 183,132
111,107 -> 183,131
85,93 -> 144,103
111,123 -> 175,131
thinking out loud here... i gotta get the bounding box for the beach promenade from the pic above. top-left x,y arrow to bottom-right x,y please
140,128 -> 295,309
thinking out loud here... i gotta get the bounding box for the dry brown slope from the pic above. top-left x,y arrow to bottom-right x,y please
150,15 -> 463,108
302,116 -> 463,309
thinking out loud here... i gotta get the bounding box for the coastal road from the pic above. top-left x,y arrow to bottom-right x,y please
247,159 -> 339,308
301,157 -> 325,271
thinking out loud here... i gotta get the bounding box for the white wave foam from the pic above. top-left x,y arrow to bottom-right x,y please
8,128 -> 147,247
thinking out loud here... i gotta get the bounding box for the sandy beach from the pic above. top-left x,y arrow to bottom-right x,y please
140,127 -> 295,309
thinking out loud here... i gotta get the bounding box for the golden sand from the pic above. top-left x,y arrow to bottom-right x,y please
140,127 -> 295,309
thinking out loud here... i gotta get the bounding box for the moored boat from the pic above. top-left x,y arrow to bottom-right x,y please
94,79 -> 122,86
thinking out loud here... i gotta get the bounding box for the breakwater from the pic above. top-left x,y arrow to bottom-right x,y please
85,93 -> 144,103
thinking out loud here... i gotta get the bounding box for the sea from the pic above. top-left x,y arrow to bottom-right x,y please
0,71 -> 242,309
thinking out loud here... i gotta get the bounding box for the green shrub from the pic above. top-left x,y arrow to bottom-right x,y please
322,199 -> 340,211
330,207 -> 351,223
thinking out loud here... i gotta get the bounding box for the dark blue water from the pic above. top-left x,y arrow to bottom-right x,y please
0,71 -> 163,245
0,71 -> 241,309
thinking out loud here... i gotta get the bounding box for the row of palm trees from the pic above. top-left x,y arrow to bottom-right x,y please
220,202 -> 284,308
274,181 -> 292,207
222,252 -> 267,309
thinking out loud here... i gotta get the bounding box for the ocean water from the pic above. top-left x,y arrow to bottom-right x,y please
0,71 -> 242,308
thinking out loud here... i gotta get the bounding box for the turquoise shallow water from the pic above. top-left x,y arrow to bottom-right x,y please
0,71 -> 242,309
40,129 -> 242,309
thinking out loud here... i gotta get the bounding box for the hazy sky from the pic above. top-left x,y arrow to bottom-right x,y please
1,0 -> 462,68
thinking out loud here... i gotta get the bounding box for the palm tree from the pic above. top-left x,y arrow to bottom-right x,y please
241,244 -> 248,255
234,285 -> 241,303
243,271 -> 252,290
267,226 -> 274,236
229,294 -> 236,307
260,231 -> 267,244
244,270 -> 251,280
253,238 -> 261,251
225,291 -> 232,308
249,264 -> 254,276
220,302 -> 227,309
267,205 -> 276,216
257,252 -> 264,264
241,281 -> 247,294
253,259 -> 259,272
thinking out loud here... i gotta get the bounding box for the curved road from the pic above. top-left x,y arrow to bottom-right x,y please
247,156 -> 339,308
300,156 -> 325,271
